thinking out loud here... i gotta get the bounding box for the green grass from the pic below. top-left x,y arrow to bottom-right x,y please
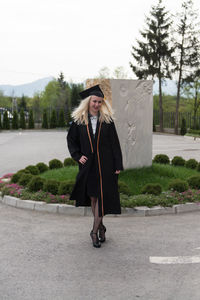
39,163 -> 200,195
40,166 -> 78,182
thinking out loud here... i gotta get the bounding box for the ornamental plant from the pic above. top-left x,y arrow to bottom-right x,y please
187,175 -> 200,189
141,183 -> 162,195
118,181 -> 131,195
28,176 -> 45,192
168,179 -> 188,192
35,162 -> 49,173
171,156 -> 185,166
153,154 -> 170,164
58,180 -> 75,195
64,157 -> 77,167
185,159 -> 198,169
43,179 -> 59,195
49,159 -> 63,169
25,165 -> 39,175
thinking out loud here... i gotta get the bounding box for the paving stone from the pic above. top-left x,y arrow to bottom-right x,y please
4,195 -> 18,207
58,204 -> 84,216
35,202 -> 58,213
16,199 -> 35,210
174,202 -> 200,214
145,206 -> 174,216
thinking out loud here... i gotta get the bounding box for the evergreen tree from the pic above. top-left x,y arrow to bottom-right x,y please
180,118 -> 187,135
172,0 -> 200,134
12,110 -> 19,129
50,109 -> 57,128
19,109 -> 26,129
183,70 -> 200,129
28,109 -> 34,129
3,110 -> 10,129
130,0 -> 174,132
19,94 -> 27,111
0,112 -> 2,129
58,109 -> 66,127
70,83 -> 82,110
42,109 -> 48,129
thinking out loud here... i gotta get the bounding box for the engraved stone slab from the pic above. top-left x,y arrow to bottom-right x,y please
86,79 -> 153,169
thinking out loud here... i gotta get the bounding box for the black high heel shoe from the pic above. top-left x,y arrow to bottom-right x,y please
98,225 -> 106,243
90,231 -> 101,248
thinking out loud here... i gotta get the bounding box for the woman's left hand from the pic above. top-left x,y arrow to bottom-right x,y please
115,170 -> 120,174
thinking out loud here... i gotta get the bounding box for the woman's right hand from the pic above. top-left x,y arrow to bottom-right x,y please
79,155 -> 88,165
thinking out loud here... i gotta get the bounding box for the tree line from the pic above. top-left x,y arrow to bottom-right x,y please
130,0 -> 200,133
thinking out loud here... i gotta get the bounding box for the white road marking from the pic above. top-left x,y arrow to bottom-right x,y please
150,256 -> 200,264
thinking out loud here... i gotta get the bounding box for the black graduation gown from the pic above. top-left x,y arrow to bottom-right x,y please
66,118 -> 123,216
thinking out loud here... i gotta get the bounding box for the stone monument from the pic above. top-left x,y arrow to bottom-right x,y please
86,79 -> 153,169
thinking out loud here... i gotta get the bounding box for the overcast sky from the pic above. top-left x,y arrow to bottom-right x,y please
0,0 -> 199,85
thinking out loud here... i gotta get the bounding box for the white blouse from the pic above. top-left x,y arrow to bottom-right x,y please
90,115 -> 98,136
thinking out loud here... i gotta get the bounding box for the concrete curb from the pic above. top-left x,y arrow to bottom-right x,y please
1,192 -> 200,216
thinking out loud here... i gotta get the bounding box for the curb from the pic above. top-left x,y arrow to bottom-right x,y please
1,193 -> 200,217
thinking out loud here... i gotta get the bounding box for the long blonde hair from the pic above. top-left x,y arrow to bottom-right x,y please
71,96 -> 114,125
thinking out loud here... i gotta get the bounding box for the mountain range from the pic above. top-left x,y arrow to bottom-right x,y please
0,77 -> 177,97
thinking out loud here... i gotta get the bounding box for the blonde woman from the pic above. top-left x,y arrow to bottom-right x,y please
67,85 -> 123,248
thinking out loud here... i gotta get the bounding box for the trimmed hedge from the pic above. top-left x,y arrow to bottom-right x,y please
28,176 -> 45,192
58,180 -> 75,195
11,169 -> 30,183
18,173 -> 34,186
141,183 -> 162,195
187,175 -> 200,189
49,159 -> 63,169
36,162 -> 49,173
64,157 -> 77,167
171,156 -> 185,166
25,165 -> 39,175
153,154 -> 170,164
43,179 -> 59,195
185,159 -> 198,169
168,179 -> 188,192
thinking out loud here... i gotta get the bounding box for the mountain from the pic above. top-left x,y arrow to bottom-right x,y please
0,77 -> 177,98
0,76 -> 54,97
153,79 -> 177,95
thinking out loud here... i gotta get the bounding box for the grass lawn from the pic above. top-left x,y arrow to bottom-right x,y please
39,163 -> 200,195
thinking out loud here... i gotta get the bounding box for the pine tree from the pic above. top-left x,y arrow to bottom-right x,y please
0,113 -> 2,129
12,110 -> 19,129
28,109 -> 34,129
50,109 -> 57,128
130,0 -> 174,132
70,83 -> 82,110
172,0 -> 200,134
42,109 -> 48,129
19,109 -> 26,129
58,109 -> 66,127
3,110 -> 10,129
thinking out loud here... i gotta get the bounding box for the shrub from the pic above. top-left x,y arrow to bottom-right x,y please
49,159 -> 63,169
36,162 -> 49,173
3,110 -> 10,129
171,156 -> 185,166
141,183 -> 162,195
43,179 -> 59,195
12,110 -> 19,129
19,109 -> 26,129
180,118 -> 187,135
25,165 -> 39,175
58,180 -> 75,195
118,181 -> 131,195
42,109 -> 48,129
28,176 -> 45,192
187,175 -> 200,189
185,159 -> 198,169
64,157 -> 77,167
50,109 -> 57,128
197,163 -> 200,172
28,109 -> 34,129
11,169 -> 30,183
18,173 -> 34,186
153,154 -> 170,164
168,179 -> 188,192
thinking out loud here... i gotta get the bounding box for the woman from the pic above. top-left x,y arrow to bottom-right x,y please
67,84 -> 123,248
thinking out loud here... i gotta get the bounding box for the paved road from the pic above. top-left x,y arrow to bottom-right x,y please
1,130 -> 200,177
1,203 -> 200,300
1,130 -> 200,299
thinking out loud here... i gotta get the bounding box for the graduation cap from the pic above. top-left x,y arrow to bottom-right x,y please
79,85 -> 104,99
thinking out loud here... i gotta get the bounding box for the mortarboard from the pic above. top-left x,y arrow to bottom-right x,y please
79,85 -> 104,99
